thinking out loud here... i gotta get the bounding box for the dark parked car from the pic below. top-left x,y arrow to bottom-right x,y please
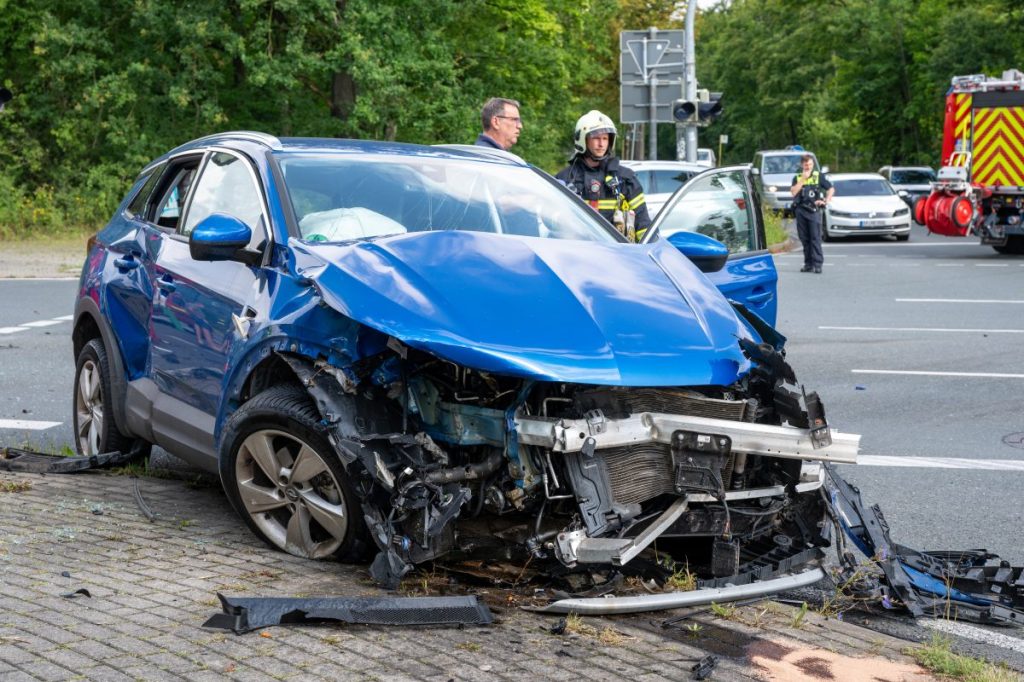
878,165 -> 936,214
73,132 -> 856,605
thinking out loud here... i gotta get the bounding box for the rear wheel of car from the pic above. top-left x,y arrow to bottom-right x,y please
219,386 -> 370,561
73,338 -> 149,458
993,236 -> 1024,254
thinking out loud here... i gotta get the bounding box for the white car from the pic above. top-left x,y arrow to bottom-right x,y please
823,173 -> 912,241
696,148 -> 717,168
619,160 -> 707,217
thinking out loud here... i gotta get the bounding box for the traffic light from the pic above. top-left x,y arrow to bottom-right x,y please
697,90 -> 723,126
672,99 -> 698,123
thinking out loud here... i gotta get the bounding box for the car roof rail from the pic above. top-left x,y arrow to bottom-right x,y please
433,143 -> 527,165
191,131 -> 283,151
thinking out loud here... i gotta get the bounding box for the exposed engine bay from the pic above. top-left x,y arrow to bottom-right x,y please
282,336 -> 859,590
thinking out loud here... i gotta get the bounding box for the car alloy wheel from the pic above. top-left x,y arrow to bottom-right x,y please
220,386 -> 369,561
73,338 -> 137,456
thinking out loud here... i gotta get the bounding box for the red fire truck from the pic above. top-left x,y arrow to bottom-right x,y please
915,70 -> 1024,254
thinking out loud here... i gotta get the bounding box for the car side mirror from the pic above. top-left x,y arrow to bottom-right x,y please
820,165 -> 830,174
667,231 -> 729,273
897,189 -> 908,197
750,167 -> 760,176
189,213 -> 260,265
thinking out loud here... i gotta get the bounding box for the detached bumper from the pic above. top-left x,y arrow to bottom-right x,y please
530,566 -> 827,615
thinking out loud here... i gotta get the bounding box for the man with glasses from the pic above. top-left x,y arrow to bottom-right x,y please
475,98 -> 522,151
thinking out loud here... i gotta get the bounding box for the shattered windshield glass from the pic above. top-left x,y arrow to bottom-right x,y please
277,153 -> 620,244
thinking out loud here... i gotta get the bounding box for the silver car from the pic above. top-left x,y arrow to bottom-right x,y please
752,149 -> 821,214
619,160 -> 707,217
824,173 -> 912,241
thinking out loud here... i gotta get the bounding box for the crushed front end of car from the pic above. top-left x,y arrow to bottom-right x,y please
268,236 -> 859,604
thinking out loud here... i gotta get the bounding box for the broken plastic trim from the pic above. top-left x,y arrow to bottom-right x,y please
0,445 -> 142,473
529,567 -> 827,615
824,463 -> 1024,625
203,593 -> 494,633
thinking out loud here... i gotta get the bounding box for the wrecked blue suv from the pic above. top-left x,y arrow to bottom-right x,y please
73,132 -> 857,601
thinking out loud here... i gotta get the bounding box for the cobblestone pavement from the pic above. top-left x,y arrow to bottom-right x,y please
0,468 -> 939,681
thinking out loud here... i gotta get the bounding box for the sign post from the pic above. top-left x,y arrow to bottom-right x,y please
620,28 -> 685,160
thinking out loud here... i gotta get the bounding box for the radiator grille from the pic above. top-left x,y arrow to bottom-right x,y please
601,444 -> 674,505
618,389 -> 750,421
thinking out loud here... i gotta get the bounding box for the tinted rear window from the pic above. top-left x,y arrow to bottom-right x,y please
890,169 -> 935,184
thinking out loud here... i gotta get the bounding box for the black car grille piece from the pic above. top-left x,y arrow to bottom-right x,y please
204,594 -> 494,633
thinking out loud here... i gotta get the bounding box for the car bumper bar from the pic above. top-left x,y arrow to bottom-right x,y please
529,566 -> 827,615
516,412 -> 860,464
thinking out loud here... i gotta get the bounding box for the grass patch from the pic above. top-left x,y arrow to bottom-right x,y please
456,642 -> 482,652
0,479 -> 33,493
764,209 -> 788,247
710,601 -> 738,620
564,612 -> 598,637
907,635 -> 1021,682
665,563 -> 698,592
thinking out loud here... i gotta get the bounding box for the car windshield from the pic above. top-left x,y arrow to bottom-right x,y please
890,169 -> 935,184
646,169 -> 700,194
832,178 -> 894,197
276,153 -> 619,243
762,155 -> 805,175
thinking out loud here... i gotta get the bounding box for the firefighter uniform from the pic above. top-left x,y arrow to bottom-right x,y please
556,156 -> 651,241
791,169 -> 832,272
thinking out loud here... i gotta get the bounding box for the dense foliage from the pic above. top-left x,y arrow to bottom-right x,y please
2,0 -> 1022,235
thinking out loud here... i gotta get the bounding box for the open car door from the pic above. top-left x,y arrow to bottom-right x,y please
642,165 -> 779,326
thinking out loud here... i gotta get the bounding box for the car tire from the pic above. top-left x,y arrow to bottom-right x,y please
821,221 -> 833,242
73,338 -> 150,458
993,236 -> 1024,254
219,385 -> 371,562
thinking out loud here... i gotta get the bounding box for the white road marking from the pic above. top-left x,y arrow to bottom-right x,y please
821,325 -> 1024,334
0,418 -> 62,430
0,277 -> 78,281
0,316 -> 75,335
935,263 -> 965,267
977,263 -> 1010,267
857,455 -> 1024,471
824,241 -> 984,247
896,298 -> 1024,304
852,369 -> 1024,379
923,619 -> 1024,655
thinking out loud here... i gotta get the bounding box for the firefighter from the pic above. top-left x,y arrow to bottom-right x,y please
790,154 -> 833,273
556,110 -> 651,241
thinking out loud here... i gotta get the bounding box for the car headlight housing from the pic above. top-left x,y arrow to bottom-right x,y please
894,207 -> 909,216
829,209 -> 854,218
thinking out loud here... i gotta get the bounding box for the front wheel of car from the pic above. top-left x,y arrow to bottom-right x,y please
219,386 -> 371,561
73,338 -> 149,458
821,221 -> 834,242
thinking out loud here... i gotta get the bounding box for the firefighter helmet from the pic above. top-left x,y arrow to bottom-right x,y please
573,110 -> 617,157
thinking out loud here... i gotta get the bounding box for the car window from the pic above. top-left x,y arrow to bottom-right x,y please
763,155 -> 807,175
277,153 -> 619,244
890,169 -> 936,184
653,169 -> 756,254
651,169 -> 699,194
153,166 -> 198,231
832,179 -> 894,197
182,151 -> 267,249
126,167 -> 163,219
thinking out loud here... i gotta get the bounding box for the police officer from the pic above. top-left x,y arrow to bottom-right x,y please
790,154 -> 833,273
556,110 -> 651,241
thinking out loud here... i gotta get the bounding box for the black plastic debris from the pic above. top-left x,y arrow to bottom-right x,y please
824,464 -> 1024,625
203,593 -> 493,634
61,588 -> 91,599
549,617 -> 567,635
691,654 -> 719,680
0,445 -> 141,474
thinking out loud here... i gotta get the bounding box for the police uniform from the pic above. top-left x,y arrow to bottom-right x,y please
556,156 -> 652,241
791,170 -> 832,272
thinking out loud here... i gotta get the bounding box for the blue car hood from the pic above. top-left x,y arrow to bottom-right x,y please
292,232 -> 754,386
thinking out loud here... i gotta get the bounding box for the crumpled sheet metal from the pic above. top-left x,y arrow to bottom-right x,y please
203,593 -> 493,634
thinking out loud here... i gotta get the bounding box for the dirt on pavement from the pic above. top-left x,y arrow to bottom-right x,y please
0,237 -> 89,279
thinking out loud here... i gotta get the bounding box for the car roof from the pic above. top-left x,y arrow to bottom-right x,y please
758,149 -> 816,156
885,165 -> 935,171
155,131 -> 530,168
828,172 -> 887,181
620,160 -> 707,171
